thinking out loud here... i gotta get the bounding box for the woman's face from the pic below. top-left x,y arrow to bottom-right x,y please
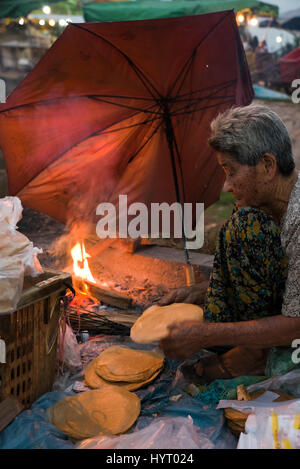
217,153 -> 266,209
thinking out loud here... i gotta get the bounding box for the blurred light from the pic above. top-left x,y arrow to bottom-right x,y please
66,18 -> 73,23
43,5 -> 51,15
18,18 -> 25,25
48,19 -> 56,27
237,14 -> 245,24
276,36 -> 283,43
249,17 -> 258,27
39,19 -> 45,26
59,19 -> 67,27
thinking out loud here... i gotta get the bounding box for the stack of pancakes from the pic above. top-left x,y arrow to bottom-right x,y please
84,345 -> 164,391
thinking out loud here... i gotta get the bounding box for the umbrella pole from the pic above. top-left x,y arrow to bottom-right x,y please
163,105 -> 196,286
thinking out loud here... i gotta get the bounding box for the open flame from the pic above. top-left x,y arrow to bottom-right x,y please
71,242 -> 96,296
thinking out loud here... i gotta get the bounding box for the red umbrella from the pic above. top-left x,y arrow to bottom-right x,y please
0,11 -> 253,241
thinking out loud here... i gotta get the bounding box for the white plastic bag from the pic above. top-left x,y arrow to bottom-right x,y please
0,197 -> 43,314
237,400 -> 300,449
0,257 -> 24,313
76,416 -> 215,449
0,196 -> 23,227
0,197 -> 43,277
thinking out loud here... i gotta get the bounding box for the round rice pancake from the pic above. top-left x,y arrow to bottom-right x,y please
130,303 -> 204,343
47,386 -> 141,440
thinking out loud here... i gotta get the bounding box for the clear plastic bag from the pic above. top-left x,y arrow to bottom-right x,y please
57,324 -> 82,374
237,400 -> 300,449
246,369 -> 300,398
76,416 -> 215,449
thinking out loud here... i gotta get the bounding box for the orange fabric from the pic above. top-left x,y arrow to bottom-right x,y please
0,11 -> 253,228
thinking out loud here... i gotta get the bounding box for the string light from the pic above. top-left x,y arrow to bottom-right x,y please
59,19 -> 67,27
42,5 -> 51,15
249,17 -> 258,27
18,18 -> 25,25
236,13 -> 245,24
48,19 -> 56,27
39,19 -> 46,26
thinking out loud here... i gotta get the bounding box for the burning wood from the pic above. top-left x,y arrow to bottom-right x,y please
73,276 -> 132,310
71,240 -> 132,309
66,296 -> 139,335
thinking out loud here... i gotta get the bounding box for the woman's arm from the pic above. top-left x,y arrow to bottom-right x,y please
160,314 -> 300,359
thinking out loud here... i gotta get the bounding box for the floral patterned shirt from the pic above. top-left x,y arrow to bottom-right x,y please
280,172 -> 300,317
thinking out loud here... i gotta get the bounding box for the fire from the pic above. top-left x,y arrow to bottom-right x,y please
71,242 -> 96,295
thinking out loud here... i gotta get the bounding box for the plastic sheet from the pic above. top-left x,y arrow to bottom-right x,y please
0,334 -> 237,449
247,369 -> 300,397
76,416 -> 215,449
264,347 -> 300,378
0,392 -> 75,449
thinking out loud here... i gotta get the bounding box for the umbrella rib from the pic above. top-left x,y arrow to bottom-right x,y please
0,94 -> 157,115
171,121 -> 186,204
163,106 -> 191,265
170,80 -> 236,116
170,10 -> 234,98
15,105 -> 159,196
171,99 -> 236,117
99,115 -> 162,136
87,96 -> 162,115
174,79 -> 237,100
172,94 -> 235,114
105,119 -> 163,204
70,23 -> 162,103
127,119 -> 163,164
171,81 -> 237,105
86,94 -> 155,102
172,94 -> 235,104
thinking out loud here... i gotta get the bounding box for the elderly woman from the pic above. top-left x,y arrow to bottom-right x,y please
160,104 -> 300,380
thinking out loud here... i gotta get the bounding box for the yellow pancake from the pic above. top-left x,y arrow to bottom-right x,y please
130,303 -> 204,343
47,386 -> 141,441
84,359 -> 163,391
94,346 -> 164,382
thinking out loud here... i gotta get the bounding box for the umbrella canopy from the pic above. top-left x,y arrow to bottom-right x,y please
0,1 -> 62,19
83,0 -> 262,22
0,11 -> 253,236
278,47 -> 300,82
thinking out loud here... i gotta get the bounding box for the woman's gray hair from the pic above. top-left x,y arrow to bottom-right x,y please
208,104 -> 295,176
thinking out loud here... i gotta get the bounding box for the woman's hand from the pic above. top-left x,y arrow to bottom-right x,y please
157,280 -> 209,306
160,321 -> 209,359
